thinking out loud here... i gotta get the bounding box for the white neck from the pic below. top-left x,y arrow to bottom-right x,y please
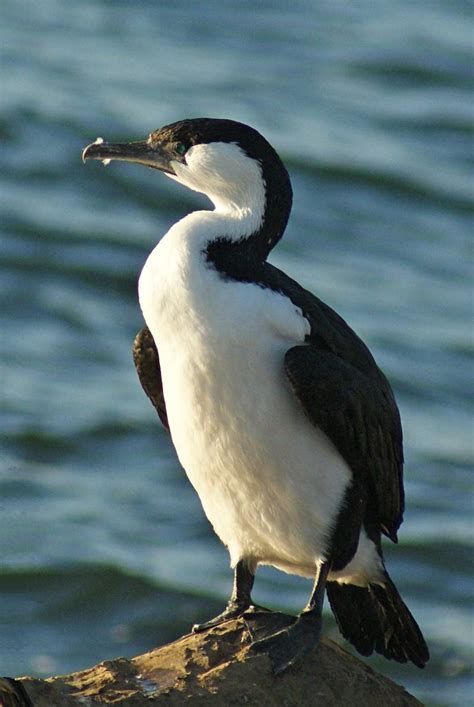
166,141 -> 267,243
139,141 -> 270,336
163,206 -> 260,255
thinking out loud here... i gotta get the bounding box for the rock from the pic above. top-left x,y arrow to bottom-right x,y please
5,614 -> 422,706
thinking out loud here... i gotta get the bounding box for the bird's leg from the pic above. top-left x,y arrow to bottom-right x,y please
192,560 -> 256,632
251,560 -> 331,674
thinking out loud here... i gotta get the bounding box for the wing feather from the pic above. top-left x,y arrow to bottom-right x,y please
132,326 -> 169,431
285,343 -> 403,543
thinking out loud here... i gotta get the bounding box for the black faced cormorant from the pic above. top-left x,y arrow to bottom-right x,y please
83,118 -> 429,673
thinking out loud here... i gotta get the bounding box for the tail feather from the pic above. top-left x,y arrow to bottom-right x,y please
326,574 -> 429,668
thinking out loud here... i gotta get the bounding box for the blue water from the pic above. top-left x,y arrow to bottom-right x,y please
1,1 -> 473,704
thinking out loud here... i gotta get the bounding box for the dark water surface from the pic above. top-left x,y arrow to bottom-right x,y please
1,1 -> 473,704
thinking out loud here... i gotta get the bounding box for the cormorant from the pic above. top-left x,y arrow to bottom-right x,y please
82,118 -> 429,673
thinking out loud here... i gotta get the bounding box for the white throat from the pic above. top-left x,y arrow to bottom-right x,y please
138,143 -> 269,346
167,141 -> 266,239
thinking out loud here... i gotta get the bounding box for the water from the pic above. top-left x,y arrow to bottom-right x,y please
1,1 -> 472,704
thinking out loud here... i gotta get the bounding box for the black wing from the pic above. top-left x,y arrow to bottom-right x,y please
132,326 -> 169,431
258,263 -> 404,550
285,345 -> 403,543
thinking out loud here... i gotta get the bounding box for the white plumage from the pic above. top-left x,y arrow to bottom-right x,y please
138,142 -> 383,586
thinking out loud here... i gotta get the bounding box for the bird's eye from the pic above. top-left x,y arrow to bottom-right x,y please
176,142 -> 187,156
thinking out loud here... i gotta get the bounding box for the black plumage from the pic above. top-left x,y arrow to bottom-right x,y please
133,326 -> 168,431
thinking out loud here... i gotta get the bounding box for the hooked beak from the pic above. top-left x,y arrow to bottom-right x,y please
82,137 -> 176,174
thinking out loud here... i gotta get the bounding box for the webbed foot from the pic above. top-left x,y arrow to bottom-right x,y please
193,601 -> 274,633
192,601 -> 250,633
251,612 -> 322,675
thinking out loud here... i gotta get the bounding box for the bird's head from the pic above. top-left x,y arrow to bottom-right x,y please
82,118 -> 292,258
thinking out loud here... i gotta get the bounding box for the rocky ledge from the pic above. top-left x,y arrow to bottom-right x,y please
4,613 -> 422,706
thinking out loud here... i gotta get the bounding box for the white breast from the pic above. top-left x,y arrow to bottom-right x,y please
138,212 -> 354,578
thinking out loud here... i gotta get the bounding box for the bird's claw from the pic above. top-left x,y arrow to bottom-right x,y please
193,601 -> 275,633
243,603 -> 273,616
192,601 -> 251,633
251,614 -> 322,675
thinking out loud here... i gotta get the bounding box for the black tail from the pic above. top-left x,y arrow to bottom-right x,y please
326,574 -> 429,668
